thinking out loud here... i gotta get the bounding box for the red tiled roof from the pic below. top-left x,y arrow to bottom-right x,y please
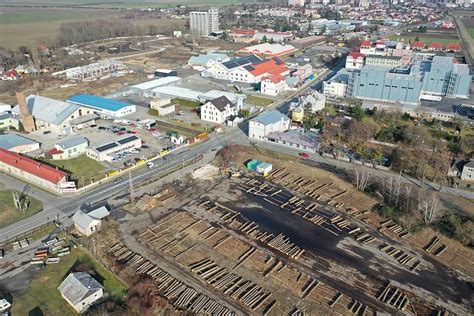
412,41 -> 425,48
249,58 -> 289,77
447,43 -> 461,51
230,28 -> 256,35
263,75 -> 284,84
48,148 -> 64,155
429,42 -> 443,49
361,40 -> 372,47
0,148 -> 68,184
348,52 -> 366,59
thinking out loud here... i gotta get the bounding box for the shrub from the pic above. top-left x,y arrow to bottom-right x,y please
148,108 -> 159,116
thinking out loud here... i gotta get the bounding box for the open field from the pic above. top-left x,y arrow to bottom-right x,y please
247,95 -> 275,107
41,155 -> 107,186
461,17 -> 474,39
0,190 -> 43,229
388,34 -> 461,45
11,247 -> 128,315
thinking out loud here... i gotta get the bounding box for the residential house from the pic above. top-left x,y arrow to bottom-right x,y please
49,136 -> 89,160
461,161 -> 474,182
200,96 -> 237,124
249,110 -> 290,140
261,75 -> 288,96
58,272 -> 104,313
72,206 -> 110,236
346,52 -> 366,70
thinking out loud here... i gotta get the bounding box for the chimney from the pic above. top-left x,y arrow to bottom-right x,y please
16,91 -> 36,133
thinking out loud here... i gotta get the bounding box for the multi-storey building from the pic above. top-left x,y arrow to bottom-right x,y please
189,8 -> 219,36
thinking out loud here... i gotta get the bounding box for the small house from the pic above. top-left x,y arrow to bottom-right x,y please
58,272 -> 104,313
72,206 -> 110,236
200,96 -> 237,124
49,136 -> 89,160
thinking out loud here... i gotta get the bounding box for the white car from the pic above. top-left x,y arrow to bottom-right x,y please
147,162 -> 154,169
129,149 -> 139,154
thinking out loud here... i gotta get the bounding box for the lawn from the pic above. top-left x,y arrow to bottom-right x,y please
388,35 -> 460,45
11,248 -> 128,315
0,190 -> 43,229
42,155 -> 107,186
172,98 -> 201,108
247,95 -> 274,107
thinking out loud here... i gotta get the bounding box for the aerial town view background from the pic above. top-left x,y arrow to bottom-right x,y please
0,0 -> 472,315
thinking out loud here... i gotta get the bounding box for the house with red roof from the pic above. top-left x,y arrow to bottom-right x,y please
261,75 -> 288,96
428,42 -> 443,51
447,43 -> 461,52
0,148 -> 74,193
412,41 -> 426,50
346,52 -> 366,70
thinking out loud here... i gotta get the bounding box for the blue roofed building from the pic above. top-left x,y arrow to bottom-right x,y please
67,94 -> 136,118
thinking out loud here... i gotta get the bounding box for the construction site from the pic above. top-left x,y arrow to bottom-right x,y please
86,145 -> 474,316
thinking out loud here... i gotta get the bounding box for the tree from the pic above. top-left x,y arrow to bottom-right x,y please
352,104 -> 364,120
353,167 -> 371,191
261,35 -> 268,43
302,103 -> 316,131
417,192 -> 442,224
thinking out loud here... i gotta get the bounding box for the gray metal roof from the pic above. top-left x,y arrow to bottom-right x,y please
72,210 -> 99,230
12,95 -> 79,126
57,136 -> 88,150
253,110 -> 289,126
87,206 -> 110,219
0,134 -> 40,150
58,272 -> 103,305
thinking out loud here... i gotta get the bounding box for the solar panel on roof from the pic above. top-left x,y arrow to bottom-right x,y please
117,136 -> 139,144
96,142 -> 118,152
244,65 -> 255,71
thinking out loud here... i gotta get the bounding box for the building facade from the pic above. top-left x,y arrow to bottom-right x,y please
189,8 -> 219,36
58,272 -> 104,313
200,96 -> 237,124
86,135 -> 142,162
249,110 -> 291,140
346,52 -> 366,70
50,136 -> 89,160
365,55 -> 402,68
68,94 -> 136,118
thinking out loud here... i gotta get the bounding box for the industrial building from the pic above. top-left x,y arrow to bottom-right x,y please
239,43 -> 297,58
348,56 -> 472,105
189,8 -> 219,36
86,135 -> 142,162
67,94 -> 136,118
131,76 -> 182,93
0,148 -> 74,193
12,94 -> 86,135
188,53 -> 230,69
0,134 -> 40,154
49,136 -> 89,160
52,60 -> 124,81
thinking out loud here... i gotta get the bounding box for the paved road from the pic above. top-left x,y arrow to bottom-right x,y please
0,130 -> 247,243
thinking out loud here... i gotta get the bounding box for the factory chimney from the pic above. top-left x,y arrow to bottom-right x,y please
16,91 -> 36,133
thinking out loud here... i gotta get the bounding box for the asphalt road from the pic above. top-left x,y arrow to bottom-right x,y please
0,130 -> 247,242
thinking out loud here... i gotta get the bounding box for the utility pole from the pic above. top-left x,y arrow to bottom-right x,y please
128,169 -> 134,205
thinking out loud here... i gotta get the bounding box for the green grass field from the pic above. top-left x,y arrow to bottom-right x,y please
467,28 -> 474,39
43,155 -> 107,186
0,190 -> 43,228
248,95 -> 274,107
12,248 -> 128,315
388,35 -> 461,45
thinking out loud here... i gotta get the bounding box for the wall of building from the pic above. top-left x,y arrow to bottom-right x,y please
0,161 -> 65,192
86,138 -> 142,161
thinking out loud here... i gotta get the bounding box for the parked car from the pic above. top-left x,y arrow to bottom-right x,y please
116,131 -> 125,136
113,177 -> 123,185
299,152 -> 310,158
98,126 -> 106,130
141,144 -> 149,149
124,160 -> 133,167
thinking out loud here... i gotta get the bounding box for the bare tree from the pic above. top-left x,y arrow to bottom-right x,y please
353,167 -> 371,191
417,192 -> 442,224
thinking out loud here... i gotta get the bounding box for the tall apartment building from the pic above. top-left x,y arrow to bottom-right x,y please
189,8 -> 219,36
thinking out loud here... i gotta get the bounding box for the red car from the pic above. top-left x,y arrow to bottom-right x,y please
116,131 -> 125,136
299,152 -> 310,158
148,128 -> 157,132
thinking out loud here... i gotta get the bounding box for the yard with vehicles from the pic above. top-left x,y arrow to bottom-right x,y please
0,190 -> 43,229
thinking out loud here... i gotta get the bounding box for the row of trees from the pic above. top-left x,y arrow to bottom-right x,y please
57,19 -> 175,47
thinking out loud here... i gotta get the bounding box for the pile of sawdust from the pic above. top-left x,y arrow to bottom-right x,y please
192,164 -> 219,180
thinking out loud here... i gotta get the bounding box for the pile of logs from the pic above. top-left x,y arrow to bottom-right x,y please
379,220 -> 411,239
108,243 -> 234,315
424,236 -> 448,257
377,283 -> 410,310
189,258 -> 273,312
380,244 -> 421,271
348,300 -> 368,315
267,234 -> 305,260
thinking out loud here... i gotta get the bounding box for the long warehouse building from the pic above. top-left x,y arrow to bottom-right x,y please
67,94 -> 136,118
